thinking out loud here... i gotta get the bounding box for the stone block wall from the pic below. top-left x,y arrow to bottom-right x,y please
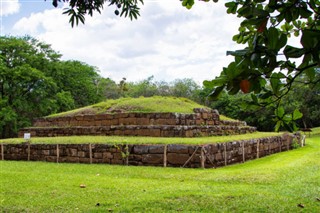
19,125 -> 256,138
19,108 -> 256,138
32,109 -> 222,127
1,134 -> 298,168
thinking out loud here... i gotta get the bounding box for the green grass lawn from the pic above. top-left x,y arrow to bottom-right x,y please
0,132 -> 282,145
46,96 -> 235,121
1,136 -> 319,212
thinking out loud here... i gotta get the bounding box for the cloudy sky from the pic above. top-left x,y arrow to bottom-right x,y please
1,0 -> 243,84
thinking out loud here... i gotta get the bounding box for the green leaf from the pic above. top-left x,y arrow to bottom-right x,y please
251,93 -> 258,104
226,49 -> 249,57
305,67 -> 316,81
203,80 -> 214,88
258,90 -> 273,99
267,27 -> 279,50
275,106 -> 285,118
182,0 -> 194,9
301,29 -> 320,49
283,45 -> 305,58
225,2 -> 237,14
209,74 -> 228,87
208,85 -> 225,100
274,120 -> 282,132
250,53 -> 261,67
292,109 -> 303,120
299,7 -> 313,19
270,73 -> 281,94
283,121 -> 293,132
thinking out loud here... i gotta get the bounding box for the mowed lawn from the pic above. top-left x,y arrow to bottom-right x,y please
1,136 -> 319,212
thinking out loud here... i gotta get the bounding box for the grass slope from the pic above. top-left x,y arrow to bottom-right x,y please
1,136 -> 319,212
48,96 -> 209,117
47,96 -> 233,121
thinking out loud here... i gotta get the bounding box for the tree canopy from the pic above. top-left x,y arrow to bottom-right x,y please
54,0 -> 320,131
0,36 -> 106,138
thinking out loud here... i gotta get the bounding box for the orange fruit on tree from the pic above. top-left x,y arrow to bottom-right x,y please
240,79 -> 250,93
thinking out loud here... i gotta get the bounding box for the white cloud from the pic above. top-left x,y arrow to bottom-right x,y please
11,0 -> 243,84
1,0 -> 20,16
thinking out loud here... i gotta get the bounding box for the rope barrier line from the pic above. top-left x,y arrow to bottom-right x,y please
182,146 -> 200,168
203,146 -> 215,168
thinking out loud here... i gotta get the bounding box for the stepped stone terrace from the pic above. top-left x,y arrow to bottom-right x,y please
19,108 -> 256,138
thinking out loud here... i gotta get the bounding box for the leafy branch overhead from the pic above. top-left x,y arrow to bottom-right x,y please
203,0 -> 319,131
52,0 -> 144,27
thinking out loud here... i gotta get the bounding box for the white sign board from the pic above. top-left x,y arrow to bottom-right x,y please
24,133 -> 31,140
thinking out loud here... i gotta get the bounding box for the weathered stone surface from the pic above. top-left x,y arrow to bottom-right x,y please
79,158 -> 91,163
133,145 -> 149,154
102,152 -> 113,159
129,154 -> 142,161
93,153 -> 103,159
142,154 -> 163,164
148,145 -> 165,154
23,108 -> 257,138
66,157 -> 79,163
167,153 -> 190,165
67,148 -> 78,157
167,145 -> 189,154
111,159 -> 124,165
45,156 -> 57,162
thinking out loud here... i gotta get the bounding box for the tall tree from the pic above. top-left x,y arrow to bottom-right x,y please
50,60 -> 102,107
0,36 -> 106,138
126,76 -> 158,98
0,36 -> 59,138
171,78 -> 202,102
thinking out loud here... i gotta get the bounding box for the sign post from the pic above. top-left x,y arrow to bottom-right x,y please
24,133 -> 31,161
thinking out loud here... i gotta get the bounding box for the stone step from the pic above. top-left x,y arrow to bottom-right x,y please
19,125 -> 256,138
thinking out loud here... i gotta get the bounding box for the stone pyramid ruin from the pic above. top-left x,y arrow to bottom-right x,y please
19,107 -> 256,138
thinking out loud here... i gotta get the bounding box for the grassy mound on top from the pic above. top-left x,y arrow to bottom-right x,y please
48,96 -> 210,118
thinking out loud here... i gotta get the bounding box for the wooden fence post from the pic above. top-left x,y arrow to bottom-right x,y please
89,143 -> 92,164
27,143 -> 30,161
163,144 -> 167,167
125,144 -> 129,166
56,144 -> 59,163
201,146 -> 205,168
302,135 -> 306,147
1,144 -> 4,160
256,140 -> 260,159
224,143 -> 227,166
242,141 -> 245,163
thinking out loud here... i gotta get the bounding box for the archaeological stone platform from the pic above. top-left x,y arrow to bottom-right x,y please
19,108 -> 256,137
1,134 -> 300,168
